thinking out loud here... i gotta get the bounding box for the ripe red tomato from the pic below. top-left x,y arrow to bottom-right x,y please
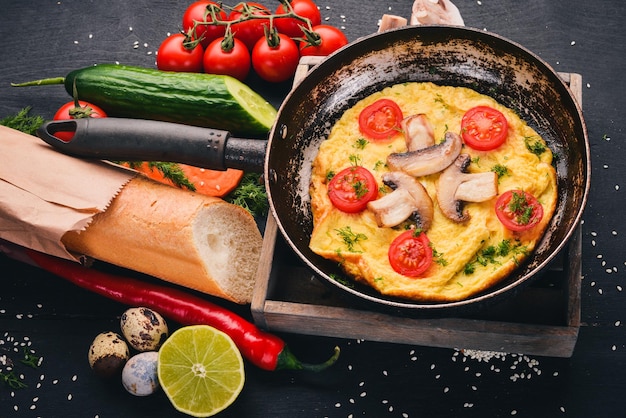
156,33 -> 204,72
358,98 -> 403,140
53,100 -> 107,141
228,2 -> 271,51
299,24 -> 348,56
274,0 -> 322,38
460,105 -> 509,151
495,190 -> 544,232
327,166 -> 378,213
251,32 -> 300,83
203,37 -> 251,81
388,230 -> 433,277
182,1 -> 228,48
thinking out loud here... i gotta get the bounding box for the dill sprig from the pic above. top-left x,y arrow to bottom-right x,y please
121,161 -> 197,192
0,107 -> 44,135
225,173 -> 268,217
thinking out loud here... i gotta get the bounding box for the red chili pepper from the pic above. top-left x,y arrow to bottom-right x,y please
26,249 -> 339,372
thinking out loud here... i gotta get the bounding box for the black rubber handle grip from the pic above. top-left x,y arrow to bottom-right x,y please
36,118 -> 267,172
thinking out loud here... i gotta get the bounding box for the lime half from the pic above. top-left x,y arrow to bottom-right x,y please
157,325 -> 245,417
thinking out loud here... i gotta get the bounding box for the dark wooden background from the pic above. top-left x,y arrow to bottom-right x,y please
1,1 -> 625,416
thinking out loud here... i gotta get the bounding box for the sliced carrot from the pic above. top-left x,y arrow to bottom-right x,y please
123,162 -> 244,197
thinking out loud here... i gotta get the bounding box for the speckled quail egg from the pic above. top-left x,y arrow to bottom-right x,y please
88,331 -> 130,378
122,351 -> 160,396
120,307 -> 169,352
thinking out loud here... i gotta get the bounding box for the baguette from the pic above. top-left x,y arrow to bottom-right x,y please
62,175 -> 262,304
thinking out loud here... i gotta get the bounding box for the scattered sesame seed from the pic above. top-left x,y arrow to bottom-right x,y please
334,403 -> 341,408
67,393 -> 73,401
570,41 -> 576,45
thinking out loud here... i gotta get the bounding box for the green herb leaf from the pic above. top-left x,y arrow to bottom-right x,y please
225,173 -> 268,217
0,107 -> 44,135
335,226 -> 367,252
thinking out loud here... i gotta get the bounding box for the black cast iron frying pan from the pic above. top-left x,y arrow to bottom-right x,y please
37,25 -> 590,315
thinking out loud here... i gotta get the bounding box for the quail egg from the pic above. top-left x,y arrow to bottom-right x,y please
88,331 -> 130,378
120,307 -> 169,352
122,351 -> 160,396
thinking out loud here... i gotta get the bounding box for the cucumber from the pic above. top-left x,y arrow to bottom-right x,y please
14,64 -> 277,138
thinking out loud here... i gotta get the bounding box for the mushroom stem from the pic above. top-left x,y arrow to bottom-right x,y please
436,154 -> 498,222
367,171 -> 434,230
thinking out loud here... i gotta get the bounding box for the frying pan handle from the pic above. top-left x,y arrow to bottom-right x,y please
36,118 -> 267,173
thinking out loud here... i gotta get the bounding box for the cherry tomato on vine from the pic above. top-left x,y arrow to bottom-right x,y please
182,0 -> 228,48
460,105 -> 509,151
203,37 -> 251,81
156,33 -> 204,72
358,98 -> 403,140
228,2 -> 271,51
252,32 -> 300,83
495,190 -> 544,232
274,0 -> 322,38
388,230 -> 433,277
327,166 -> 378,213
299,24 -> 348,56
53,100 -> 107,141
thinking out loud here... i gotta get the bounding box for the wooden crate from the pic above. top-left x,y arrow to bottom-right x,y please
251,71 -> 583,358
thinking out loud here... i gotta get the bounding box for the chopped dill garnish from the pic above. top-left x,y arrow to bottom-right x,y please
330,273 -> 354,288
335,226 -> 367,252
524,136 -> 547,157
432,247 -> 448,266
373,160 -> 386,171
354,137 -> 369,150
491,163 -> 509,179
349,154 -> 362,166
463,239 -> 527,275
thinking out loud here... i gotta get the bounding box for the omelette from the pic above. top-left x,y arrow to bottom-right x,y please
308,82 -> 558,302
